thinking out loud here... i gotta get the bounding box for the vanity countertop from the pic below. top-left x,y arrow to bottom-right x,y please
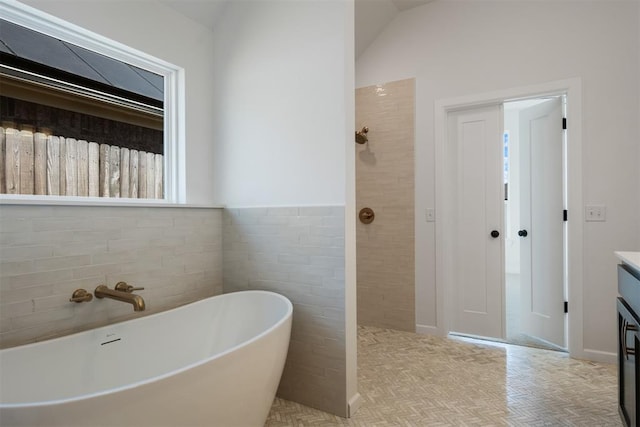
616,251 -> 640,274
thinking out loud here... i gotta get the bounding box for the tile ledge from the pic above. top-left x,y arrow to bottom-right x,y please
0,195 -> 224,209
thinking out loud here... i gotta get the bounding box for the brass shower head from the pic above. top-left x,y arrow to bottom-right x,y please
355,126 -> 369,144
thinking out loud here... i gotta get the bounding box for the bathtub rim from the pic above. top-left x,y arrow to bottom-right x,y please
0,290 -> 293,409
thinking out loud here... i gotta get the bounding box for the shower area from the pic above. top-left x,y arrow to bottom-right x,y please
355,78 -> 416,332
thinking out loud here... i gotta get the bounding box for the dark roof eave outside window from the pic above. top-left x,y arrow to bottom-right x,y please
0,19 -> 164,112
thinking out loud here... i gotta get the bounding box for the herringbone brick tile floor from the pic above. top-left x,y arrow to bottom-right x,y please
265,326 -> 619,426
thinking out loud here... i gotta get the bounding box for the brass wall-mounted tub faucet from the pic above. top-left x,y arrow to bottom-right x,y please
94,282 -> 146,312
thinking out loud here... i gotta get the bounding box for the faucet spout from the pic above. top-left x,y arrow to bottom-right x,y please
94,285 -> 146,311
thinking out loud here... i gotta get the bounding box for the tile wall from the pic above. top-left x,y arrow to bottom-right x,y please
0,204 -> 223,349
355,78 -> 415,332
223,206 -> 347,417
1,203 -> 349,415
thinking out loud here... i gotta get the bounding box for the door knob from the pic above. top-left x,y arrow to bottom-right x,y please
490,230 -> 500,238
518,229 -> 528,237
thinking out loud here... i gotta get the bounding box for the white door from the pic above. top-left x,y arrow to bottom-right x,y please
518,98 -> 565,348
448,105 -> 504,339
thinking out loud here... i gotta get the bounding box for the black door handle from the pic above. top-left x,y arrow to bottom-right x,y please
518,229 -> 528,237
490,230 -> 500,238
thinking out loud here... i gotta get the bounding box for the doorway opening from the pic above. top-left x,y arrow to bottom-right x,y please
443,93 -> 569,353
435,78 -> 583,358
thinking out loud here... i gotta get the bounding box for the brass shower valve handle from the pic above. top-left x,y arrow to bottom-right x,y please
115,282 -> 145,293
359,207 -> 375,224
69,288 -> 93,303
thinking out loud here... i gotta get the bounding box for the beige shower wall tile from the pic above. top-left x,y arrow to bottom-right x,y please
356,78 -> 415,332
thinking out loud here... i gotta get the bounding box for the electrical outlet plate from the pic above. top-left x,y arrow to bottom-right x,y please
585,205 -> 606,222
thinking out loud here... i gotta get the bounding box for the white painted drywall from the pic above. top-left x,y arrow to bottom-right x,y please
210,0 -> 349,207
209,0 -> 357,415
357,0 -> 640,355
18,0 -> 217,205
355,0 -> 397,58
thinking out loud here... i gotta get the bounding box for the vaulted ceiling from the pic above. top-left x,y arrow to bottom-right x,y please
355,0 -> 433,57
160,0 -> 434,58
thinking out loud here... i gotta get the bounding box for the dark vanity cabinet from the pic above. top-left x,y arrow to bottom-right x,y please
619,263 -> 640,427
619,297 -> 639,426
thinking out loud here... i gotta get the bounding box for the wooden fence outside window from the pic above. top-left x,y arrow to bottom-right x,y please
0,127 -> 163,199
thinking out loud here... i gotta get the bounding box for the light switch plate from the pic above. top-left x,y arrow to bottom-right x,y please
426,208 -> 436,222
585,205 -> 606,222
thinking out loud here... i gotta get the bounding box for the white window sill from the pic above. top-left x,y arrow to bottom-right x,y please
0,194 -> 223,209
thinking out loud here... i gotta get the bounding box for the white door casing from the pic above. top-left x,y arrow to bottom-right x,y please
518,98 -> 566,348
434,78 -> 586,360
448,105 -> 504,339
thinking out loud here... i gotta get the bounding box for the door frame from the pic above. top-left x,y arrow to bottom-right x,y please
434,78 -> 584,358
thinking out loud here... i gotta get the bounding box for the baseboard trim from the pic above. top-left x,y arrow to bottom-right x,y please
580,348 -> 616,364
416,324 -> 440,335
348,392 -> 363,417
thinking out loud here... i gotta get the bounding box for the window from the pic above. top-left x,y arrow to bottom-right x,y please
0,3 -> 183,203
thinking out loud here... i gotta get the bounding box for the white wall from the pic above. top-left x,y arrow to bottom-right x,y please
19,0 -> 218,205
354,0 -> 397,58
357,0 -> 640,355
210,0 -> 348,207
210,0 -> 358,416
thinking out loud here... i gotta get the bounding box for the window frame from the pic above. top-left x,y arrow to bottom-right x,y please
0,1 -> 185,204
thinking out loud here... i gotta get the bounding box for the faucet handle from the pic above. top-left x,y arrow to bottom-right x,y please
115,282 -> 145,293
69,288 -> 93,303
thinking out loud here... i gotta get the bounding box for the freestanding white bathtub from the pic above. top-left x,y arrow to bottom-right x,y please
0,290 -> 292,427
